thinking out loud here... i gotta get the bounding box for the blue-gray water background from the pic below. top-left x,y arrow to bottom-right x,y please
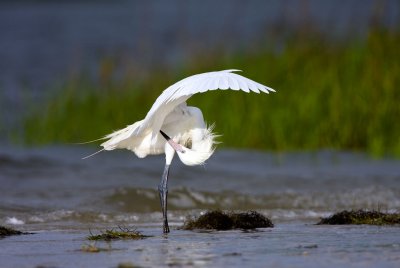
1,146 -> 400,267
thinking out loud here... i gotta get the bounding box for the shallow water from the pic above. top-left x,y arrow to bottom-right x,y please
0,146 -> 400,267
1,225 -> 400,268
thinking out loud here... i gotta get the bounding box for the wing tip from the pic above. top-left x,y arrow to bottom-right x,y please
260,85 -> 276,94
222,69 -> 242,73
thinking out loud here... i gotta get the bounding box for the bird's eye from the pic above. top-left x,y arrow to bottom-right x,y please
184,138 -> 192,149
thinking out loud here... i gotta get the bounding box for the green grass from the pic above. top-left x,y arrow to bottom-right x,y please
22,29 -> 400,156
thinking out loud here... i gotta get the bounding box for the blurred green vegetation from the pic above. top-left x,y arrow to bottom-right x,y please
22,29 -> 400,157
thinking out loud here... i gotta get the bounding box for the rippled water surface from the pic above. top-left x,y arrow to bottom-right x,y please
1,146 -> 399,267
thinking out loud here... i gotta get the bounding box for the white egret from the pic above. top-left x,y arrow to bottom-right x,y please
98,70 -> 275,233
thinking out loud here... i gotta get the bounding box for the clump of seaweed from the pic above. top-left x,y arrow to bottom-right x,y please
0,226 -> 29,237
230,211 -> 274,229
87,226 -> 149,241
183,210 -> 234,230
182,210 -> 273,230
317,210 -> 400,225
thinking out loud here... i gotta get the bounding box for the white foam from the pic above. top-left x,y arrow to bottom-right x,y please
5,217 -> 25,225
28,216 -> 45,223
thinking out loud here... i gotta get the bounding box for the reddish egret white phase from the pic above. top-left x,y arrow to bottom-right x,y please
98,70 -> 275,233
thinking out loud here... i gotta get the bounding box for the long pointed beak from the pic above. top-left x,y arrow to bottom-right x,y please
160,130 -> 186,153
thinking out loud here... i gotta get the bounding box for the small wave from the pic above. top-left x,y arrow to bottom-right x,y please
5,217 -> 25,225
0,209 -> 348,226
2,186 -> 399,226
102,186 -> 400,213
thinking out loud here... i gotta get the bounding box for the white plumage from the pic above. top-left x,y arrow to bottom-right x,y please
100,69 -> 274,166
96,69 -> 275,233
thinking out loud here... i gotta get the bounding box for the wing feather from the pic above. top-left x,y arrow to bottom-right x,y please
219,76 -> 229,90
211,76 -> 220,91
236,74 -> 250,93
201,77 -> 214,92
228,76 -> 240,90
194,77 -> 208,93
136,70 -> 275,136
248,80 -> 260,93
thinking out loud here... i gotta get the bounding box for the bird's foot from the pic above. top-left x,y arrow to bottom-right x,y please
163,222 -> 170,233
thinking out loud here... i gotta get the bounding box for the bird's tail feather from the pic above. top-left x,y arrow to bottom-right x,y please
71,137 -> 108,145
82,148 -> 105,159
100,120 -> 143,150
80,122 -> 140,159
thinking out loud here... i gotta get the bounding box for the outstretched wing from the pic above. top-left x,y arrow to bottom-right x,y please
136,69 -> 275,137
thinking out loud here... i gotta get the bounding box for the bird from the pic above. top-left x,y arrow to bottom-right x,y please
95,69 -> 275,233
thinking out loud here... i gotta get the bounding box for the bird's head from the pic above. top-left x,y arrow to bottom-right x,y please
161,125 -> 218,166
175,124 -> 218,166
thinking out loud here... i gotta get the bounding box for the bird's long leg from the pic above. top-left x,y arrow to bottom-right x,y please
158,130 -> 180,234
158,163 -> 170,233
